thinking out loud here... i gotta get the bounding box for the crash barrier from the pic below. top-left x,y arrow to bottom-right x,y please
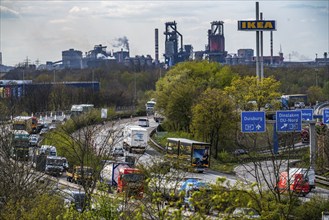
315,175 -> 329,187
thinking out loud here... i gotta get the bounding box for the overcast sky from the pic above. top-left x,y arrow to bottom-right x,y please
0,0 -> 328,66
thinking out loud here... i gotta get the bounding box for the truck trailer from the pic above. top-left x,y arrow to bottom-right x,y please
35,155 -> 65,176
277,169 -> 311,196
123,125 -> 148,154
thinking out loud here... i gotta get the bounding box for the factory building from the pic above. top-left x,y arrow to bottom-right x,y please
62,49 -> 83,69
113,49 -> 130,63
163,21 -> 192,67
206,21 -> 227,63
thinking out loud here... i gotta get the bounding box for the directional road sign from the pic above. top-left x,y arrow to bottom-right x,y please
276,110 -> 302,132
323,108 -> 329,124
241,111 -> 266,133
301,109 -> 313,121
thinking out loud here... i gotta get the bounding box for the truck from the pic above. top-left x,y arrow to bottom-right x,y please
12,116 -> 33,134
154,111 -> 165,123
123,125 -> 148,154
100,161 -> 133,188
117,167 -> 144,198
145,100 -> 156,113
289,167 -> 315,191
11,130 -> 31,161
277,169 -> 311,196
35,155 -> 65,176
301,127 -> 310,143
31,116 -> 38,133
66,166 -> 94,185
166,138 -> 210,173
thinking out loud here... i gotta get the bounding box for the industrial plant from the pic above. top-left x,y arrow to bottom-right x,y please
0,19 -> 328,73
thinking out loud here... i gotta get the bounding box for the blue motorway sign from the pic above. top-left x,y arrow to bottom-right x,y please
301,109 -> 313,121
323,108 -> 329,124
241,111 -> 266,133
276,111 -> 302,132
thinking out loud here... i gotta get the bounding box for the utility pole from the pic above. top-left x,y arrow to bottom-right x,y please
255,2 -> 260,81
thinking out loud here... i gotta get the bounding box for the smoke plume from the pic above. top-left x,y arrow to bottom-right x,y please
112,36 -> 129,51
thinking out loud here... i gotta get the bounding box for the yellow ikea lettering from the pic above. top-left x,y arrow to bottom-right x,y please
247,22 -> 256,29
257,22 -> 263,28
242,22 -> 247,29
264,22 -> 273,29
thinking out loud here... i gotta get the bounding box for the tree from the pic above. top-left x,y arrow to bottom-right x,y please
191,88 -> 236,159
307,86 -> 325,105
155,61 -> 236,132
43,110 -> 126,212
0,114 -> 55,217
225,76 -> 281,111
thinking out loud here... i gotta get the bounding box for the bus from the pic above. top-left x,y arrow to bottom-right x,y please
166,138 -> 210,172
70,104 -> 94,117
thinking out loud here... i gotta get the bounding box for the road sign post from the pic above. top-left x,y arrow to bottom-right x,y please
241,111 -> 266,133
276,111 -> 302,132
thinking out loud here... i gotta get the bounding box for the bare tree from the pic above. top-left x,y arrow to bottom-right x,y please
0,115 -> 54,215
46,111 -> 126,212
234,127 -> 311,219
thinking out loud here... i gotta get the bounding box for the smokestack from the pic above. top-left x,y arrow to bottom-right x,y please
155,28 -> 159,62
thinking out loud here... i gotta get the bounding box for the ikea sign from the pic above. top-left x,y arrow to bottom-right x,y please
238,20 -> 276,31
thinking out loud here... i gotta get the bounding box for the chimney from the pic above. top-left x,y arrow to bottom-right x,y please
155,28 -> 159,62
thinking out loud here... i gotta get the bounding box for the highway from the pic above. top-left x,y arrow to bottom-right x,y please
30,113 -> 329,206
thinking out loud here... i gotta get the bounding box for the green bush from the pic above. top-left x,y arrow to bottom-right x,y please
292,196 -> 329,220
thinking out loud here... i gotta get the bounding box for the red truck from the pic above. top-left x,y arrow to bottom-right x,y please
277,171 -> 311,196
117,167 -> 144,198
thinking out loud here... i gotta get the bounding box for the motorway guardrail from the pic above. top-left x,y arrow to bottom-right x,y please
315,175 -> 329,187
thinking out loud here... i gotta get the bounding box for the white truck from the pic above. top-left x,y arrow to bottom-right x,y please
122,125 -> 148,154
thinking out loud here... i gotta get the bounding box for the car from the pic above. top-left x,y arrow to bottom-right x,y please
138,118 -> 149,127
39,127 -> 49,135
29,136 -> 39,146
294,101 -> 305,109
233,149 -> 248,156
232,207 -> 260,219
60,189 -> 87,212
112,146 -> 124,157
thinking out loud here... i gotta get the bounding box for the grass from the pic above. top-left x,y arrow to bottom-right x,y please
209,159 -> 237,174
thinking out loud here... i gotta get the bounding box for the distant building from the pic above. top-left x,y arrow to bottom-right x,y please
0,80 -> 99,98
237,49 -> 254,62
113,49 -> 130,63
62,49 -> 83,69
315,52 -> 329,66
